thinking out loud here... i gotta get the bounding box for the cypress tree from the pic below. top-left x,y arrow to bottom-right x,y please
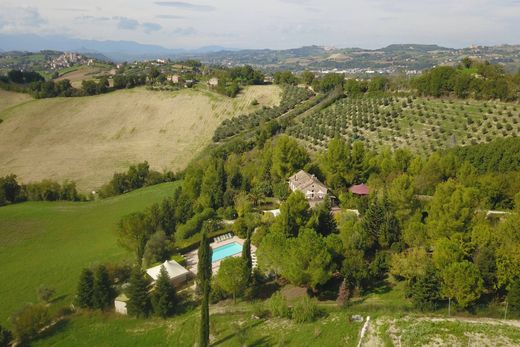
152,266 -> 176,318
242,231 -> 252,282
198,227 -> 212,347
508,279 -> 520,315
76,268 -> 94,308
92,265 -> 113,310
127,267 -> 151,317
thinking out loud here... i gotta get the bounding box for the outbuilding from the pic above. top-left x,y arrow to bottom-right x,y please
114,293 -> 129,315
146,260 -> 190,287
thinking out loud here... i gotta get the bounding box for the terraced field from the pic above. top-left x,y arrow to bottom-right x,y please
287,96 -> 520,153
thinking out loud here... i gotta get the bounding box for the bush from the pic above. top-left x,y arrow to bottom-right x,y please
37,285 -> 55,303
267,292 -> 290,318
0,325 -> 13,347
10,304 -> 52,343
291,296 -> 320,323
251,301 -> 269,319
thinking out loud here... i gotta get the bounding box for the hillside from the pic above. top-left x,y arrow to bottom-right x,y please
0,182 -> 179,325
287,96 -> 520,153
0,85 -> 281,192
0,89 -> 33,113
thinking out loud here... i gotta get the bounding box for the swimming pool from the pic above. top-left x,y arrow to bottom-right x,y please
212,242 -> 242,262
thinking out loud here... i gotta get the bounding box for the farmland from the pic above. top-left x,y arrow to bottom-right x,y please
287,95 -> 520,153
0,182 -> 179,325
0,85 -> 281,192
55,64 -> 114,88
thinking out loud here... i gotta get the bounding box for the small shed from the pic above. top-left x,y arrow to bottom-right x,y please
146,260 -> 190,287
114,293 -> 129,315
349,184 -> 369,196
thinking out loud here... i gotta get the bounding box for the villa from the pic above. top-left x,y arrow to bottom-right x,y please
288,170 -> 329,208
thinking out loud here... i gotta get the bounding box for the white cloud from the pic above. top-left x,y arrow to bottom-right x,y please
0,0 -> 519,49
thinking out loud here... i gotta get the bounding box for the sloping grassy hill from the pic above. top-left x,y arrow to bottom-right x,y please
0,85 -> 281,192
0,89 -> 33,114
0,182 -> 179,325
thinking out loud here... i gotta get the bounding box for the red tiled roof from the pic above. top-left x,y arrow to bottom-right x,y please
349,183 -> 369,196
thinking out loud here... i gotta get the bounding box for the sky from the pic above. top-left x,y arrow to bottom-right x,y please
0,0 -> 519,50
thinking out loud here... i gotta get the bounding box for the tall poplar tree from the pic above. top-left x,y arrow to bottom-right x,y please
242,230 -> 252,281
198,227 -> 213,347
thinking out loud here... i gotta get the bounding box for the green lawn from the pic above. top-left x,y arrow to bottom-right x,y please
32,306 -> 364,347
0,182 -> 179,325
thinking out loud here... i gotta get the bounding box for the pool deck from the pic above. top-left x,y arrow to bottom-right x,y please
185,235 -> 257,275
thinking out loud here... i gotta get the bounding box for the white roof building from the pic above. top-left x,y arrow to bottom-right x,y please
146,260 -> 190,287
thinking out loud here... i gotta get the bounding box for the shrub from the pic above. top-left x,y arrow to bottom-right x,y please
10,304 -> 52,343
251,301 -> 269,319
291,296 -> 320,323
37,285 -> 55,303
267,292 -> 290,318
0,325 -> 13,347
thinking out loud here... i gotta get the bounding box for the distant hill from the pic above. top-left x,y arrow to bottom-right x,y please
0,34 -> 234,62
381,44 -> 454,52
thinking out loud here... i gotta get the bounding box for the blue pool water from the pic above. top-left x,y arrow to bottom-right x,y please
212,242 -> 242,262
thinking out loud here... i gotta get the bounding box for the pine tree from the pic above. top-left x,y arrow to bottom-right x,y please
92,265 -> 113,310
242,231 -> 252,282
198,227 -> 212,347
76,268 -> 94,308
127,267 -> 151,317
152,266 -> 176,318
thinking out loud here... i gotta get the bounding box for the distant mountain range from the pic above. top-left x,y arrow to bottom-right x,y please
0,34 -> 236,62
1,34 -> 519,73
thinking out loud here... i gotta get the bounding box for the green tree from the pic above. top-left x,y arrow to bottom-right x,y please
284,228 -> 333,289
92,265 -> 113,310
321,137 -> 350,188
441,261 -> 484,309
117,212 -> 155,264
272,191 -> 310,237
307,197 -> 336,236
198,228 -> 212,347
301,71 -> 315,86
215,257 -> 250,303
0,325 -> 13,347
271,135 -> 309,180
76,268 -> 94,308
127,267 -> 151,317
143,230 -> 172,267
10,304 -> 51,343
151,266 -> 177,318
408,266 -> 442,311
508,279 -> 520,315
242,231 -> 253,281
426,180 -> 478,239
0,174 -> 21,203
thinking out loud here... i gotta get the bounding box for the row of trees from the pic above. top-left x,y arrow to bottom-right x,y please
99,161 -> 176,198
0,175 -> 84,206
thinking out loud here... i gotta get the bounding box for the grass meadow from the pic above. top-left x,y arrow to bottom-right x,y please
0,85 -> 281,192
0,182 -> 179,325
